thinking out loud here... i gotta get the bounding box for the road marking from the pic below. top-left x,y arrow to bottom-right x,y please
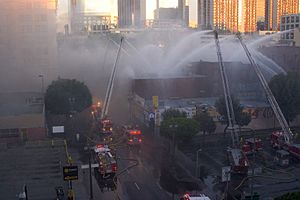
134,182 -> 140,191
156,182 -> 162,190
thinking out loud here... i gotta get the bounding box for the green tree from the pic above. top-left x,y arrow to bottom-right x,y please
45,78 -> 92,115
269,73 -> 300,124
160,118 -> 199,142
194,112 -> 216,135
215,96 -> 251,132
162,109 -> 187,121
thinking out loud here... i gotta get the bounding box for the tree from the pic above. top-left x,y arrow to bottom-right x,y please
160,118 -> 199,142
45,78 -> 92,115
161,108 -> 187,121
269,73 -> 300,124
194,112 -> 216,135
215,96 -> 251,132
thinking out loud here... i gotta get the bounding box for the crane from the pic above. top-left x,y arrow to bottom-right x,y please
237,33 -> 300,160
213,30 -> 249,174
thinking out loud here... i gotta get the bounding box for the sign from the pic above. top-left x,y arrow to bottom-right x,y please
221,166 -> 231,182
81,163 -> 99,169
52,126 -> 64,134
149,112 -> 155,119
63,166 -> 78,181
152,96 -> 159,109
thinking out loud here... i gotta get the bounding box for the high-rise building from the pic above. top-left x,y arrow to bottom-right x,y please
118,0 -> 146,28
257,0 -> 265,21
0,0 -> 57,88
216,0 -> 256,32
199,0 -> 214,29
177,0 -> 189,27
265,0 -> 299,31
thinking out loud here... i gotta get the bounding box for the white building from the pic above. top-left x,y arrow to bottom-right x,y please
280,14 -> 300,44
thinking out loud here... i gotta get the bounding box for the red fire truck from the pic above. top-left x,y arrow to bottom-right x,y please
242,138 -> 263,155
227,148 -> 249,174
93,144 -> 117,179
100,119 -> 113,134
122,125 -> 142,146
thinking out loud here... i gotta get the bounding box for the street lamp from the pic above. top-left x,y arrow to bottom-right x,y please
169,124 -> 178,155
195,148 -> 202,177
38,74 -> 44,94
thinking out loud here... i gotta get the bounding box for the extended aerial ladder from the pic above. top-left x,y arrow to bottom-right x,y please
101,37 -> 124,119
214,31 -> 249,173
236,33 -> 293,145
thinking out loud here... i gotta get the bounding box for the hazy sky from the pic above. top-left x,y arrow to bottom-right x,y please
58,0 -> 178,19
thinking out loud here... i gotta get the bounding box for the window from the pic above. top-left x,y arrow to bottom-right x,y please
296,16 -> 299,23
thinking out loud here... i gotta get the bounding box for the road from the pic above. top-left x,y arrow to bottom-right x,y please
116,143 -> 172,200
73,130 -> 173,200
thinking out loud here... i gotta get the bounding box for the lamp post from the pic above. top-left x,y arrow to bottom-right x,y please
169,124 -> 178,155
38,74 -> 44,94
195,148 -> 202,177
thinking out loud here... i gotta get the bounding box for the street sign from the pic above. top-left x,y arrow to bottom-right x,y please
149,112 -> 155,119
222,166 -> 231,182
52,126 -> 64,134
152,96 -> 159,109
63,166 -> 78,181
81,163 -> 99,169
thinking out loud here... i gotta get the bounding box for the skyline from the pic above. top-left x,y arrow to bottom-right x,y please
58,0 -> 178,19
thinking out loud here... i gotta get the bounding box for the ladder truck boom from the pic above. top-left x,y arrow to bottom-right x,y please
101,37 -> 124,119
214,31 -> 239,147
236,33 -> 293,144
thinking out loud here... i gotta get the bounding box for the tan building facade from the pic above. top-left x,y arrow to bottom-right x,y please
213,0 -> 256,32
265,0 -> 299,30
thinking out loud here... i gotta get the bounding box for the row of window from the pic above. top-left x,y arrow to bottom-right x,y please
281,15 -> 300,23
281,24 -> 300,30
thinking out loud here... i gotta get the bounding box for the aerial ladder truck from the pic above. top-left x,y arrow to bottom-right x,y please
214,31 -> 249,174
236,33 -> 300,160
99,37 -> 124,135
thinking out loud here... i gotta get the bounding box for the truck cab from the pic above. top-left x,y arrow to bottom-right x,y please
100,119 -> 113,134
122,125 -> 142,146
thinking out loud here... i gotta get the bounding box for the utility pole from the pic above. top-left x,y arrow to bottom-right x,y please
88,143 -> 93,199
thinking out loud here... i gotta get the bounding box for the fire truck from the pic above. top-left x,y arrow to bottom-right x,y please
242,138 -> 263,155
271,131 -> 300,160
93,144 -> 117,179
100,119 -> 113,134
236,33 -> 300,164
122,125 -> 143,146
180,194 -> 211,200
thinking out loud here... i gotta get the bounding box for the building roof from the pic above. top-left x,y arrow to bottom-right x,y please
0,92 -> 44,129
0,92 -> 43,116
132,77 -> 215,100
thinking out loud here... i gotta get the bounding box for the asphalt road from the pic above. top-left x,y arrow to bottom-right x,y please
116,144 -> 172,200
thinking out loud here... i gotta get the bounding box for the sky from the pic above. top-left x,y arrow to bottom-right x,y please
58,0 -> 179,19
